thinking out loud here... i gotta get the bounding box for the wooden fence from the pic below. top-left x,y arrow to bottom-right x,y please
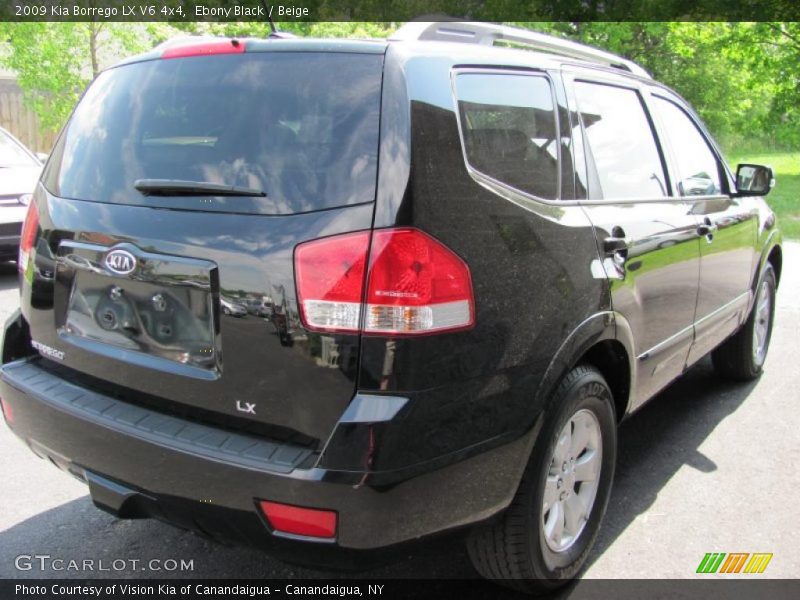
0,76 -> 57,154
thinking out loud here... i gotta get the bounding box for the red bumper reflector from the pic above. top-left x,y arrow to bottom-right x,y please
162,39 -> 245,59
0,398 -> 12,424
259,500 -> 337,539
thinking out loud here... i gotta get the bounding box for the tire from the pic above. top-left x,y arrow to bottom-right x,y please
467,365 -> 617,593
712,263 -> 776,381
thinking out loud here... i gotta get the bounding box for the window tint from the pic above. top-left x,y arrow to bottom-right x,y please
652,97 -> 722,196
455,73 -> 558,199
43,52 -> 382,215
575,81 -> 667,199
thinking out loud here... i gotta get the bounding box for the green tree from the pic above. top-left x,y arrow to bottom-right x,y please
0,21 -> 396,134
514,21 -> 798,147
727,22 -> 800,146
0,22 -> 161,132
0,20 -> 796,148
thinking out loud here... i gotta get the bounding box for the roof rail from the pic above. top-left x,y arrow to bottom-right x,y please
390,21 -> 651,79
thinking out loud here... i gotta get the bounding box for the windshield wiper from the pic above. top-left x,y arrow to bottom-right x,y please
134,179 -> 266,197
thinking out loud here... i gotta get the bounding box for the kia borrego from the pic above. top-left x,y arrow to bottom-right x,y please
0,24 -> 782,592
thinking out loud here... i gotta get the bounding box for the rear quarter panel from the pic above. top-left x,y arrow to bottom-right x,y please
358,47 -> 610,470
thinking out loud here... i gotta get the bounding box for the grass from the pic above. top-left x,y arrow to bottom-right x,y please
725,150 -> 800,240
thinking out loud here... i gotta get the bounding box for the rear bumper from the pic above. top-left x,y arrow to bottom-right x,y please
0,357 -> 534,565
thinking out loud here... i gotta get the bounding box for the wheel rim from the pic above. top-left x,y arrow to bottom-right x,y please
542,409 -> 602,553
752,278 -> 772,366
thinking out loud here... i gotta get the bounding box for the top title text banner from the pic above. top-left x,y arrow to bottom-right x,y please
2,0 -> 799,22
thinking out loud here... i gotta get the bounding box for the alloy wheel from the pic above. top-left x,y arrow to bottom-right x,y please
752,278 -> 773,366
542,409 -> 602,553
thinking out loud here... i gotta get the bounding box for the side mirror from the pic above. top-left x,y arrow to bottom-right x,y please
35,152 -> 48,163
736,163 -> 775,196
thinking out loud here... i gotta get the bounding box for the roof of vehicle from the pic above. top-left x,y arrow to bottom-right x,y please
113,36 -> 389,69
390,21 -> 650,79
111,23 -> 650,84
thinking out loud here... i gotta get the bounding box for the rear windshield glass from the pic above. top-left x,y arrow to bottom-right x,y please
43,52 -> 383,215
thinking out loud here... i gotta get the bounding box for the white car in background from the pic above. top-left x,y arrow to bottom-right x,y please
0,127 -> 44,262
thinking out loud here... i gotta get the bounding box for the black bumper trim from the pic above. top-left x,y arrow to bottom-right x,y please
0,358 -> 312,474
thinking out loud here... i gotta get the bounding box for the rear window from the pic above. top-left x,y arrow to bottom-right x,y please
455,72 -> 558,200
43,52 -> 383,215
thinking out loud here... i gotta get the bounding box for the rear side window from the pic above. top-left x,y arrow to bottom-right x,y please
575,81 -> 667,200
455,73 -> 559,200
651,97 -> 722,196
43,52 -> 383,215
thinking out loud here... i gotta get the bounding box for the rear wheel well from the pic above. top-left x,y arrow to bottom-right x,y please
579,340 -> 630,422
767,245 -> 782,287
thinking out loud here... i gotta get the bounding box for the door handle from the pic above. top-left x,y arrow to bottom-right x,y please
697,217 -> 717,241
602,236 -> 628,261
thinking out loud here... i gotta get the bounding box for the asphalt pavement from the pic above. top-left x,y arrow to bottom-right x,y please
1,243 -> 798,584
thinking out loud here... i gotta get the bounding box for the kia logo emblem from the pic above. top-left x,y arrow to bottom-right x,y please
104,249 -> 137,275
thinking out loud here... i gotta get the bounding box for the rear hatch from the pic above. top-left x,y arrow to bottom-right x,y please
22,40 -> 385,447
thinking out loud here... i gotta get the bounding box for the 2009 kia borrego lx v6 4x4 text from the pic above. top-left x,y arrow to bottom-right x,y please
0,22 -> 783,592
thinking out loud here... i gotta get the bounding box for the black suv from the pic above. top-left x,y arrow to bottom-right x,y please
0,22 -> 782,592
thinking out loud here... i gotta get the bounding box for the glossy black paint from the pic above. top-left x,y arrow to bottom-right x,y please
24,186 -> 374,446
359,46 -> 606,471
0,358 -> 539,553
2,37 -> 782,558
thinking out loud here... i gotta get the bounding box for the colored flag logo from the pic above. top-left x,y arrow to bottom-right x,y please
697,553 -> 773,574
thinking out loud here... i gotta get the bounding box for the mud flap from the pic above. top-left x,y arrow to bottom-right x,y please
85,471 -> 157,519
2,309 -> 34,364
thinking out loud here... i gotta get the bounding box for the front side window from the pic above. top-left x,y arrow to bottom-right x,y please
455,73 -> 559,200
575,81 -> 667,200
652,97 -> 722,196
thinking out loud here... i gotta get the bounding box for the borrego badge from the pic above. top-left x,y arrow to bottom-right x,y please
31,340 -> 65,361
104,249 -> 137,275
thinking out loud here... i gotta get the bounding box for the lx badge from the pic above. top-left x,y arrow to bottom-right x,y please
236,401 -> 257,415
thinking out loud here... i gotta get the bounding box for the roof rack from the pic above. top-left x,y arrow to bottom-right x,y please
390,21 -> 651,79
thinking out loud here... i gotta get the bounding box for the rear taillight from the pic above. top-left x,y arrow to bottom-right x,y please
365,229 -> 475,334
295,228 -> 474,336
295,231 -> 369,333
18,200 -> 39,273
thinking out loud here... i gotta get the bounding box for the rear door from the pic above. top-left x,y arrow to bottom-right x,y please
648,93 -> 758,364
23,45 -> 385,447
564,71 -> 703,407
